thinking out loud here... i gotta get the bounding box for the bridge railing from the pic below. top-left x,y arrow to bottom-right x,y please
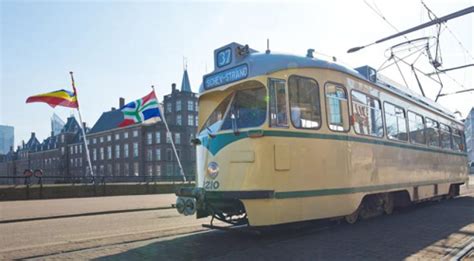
0,175 -> 195,186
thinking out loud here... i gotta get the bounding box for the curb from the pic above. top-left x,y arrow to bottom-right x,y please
0,206 -> 174,224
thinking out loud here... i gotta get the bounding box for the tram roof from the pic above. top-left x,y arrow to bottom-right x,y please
200,43 -> 459,123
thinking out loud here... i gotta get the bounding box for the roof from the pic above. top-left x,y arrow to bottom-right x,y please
181,69 -> 192,92
200,43 -> 458,122
89,110 -> 124,134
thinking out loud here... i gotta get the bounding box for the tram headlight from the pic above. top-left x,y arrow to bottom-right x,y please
207,162 -> 219,179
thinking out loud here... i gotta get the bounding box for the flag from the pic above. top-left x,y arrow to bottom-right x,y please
26,89 -> 78,108
119,91 -> 161,127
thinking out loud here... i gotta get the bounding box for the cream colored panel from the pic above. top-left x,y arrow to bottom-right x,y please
274,144 -> 290,171
230,150 -> 255,163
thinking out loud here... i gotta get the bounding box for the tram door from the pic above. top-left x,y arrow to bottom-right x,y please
324,83 -> 351,182
268,78 -> 291,172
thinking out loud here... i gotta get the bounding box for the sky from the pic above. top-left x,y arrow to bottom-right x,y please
1,0 -> 473,147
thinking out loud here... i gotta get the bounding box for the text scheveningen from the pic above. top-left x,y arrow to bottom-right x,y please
204,64 -> 248,90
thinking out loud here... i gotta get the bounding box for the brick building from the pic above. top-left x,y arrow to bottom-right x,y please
0,69 -> 198,183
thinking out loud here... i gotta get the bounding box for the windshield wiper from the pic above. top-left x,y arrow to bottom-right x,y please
206,126 -> 216,138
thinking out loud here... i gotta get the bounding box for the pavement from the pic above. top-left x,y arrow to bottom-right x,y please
0,176 -> 472,260
0,194 -> 176,223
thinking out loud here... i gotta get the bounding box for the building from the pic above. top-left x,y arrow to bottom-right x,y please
465,107 -> 474,168
0,69 -> 198,183
0,125 -> 14,154
51,113 -> 65,136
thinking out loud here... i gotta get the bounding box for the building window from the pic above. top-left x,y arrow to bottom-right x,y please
155,131 -> 161,143
351,90 -> 383,137
107,135 -> 111,142
426,118 -> 440,147
166,132 -> 172,143
289,76 -> 321,129
93,138 -> 97,144
195,115 -> 198,127
188,115 -> 194,126
147,165 -> 153,176
166,102 -> 172,113
133,162 -> 139,176
166,165 -> 173,176
115,145 -> 120,158
123,163 -> 129,176
93,148 -> 97,161
187,100 -> 194,111
115,133 -> 120,140
155,148 -> 161,160
269,78 -> 288,127
175,133 -> 181,144
133,130 -> 138,137
408,111 -> 425,145
155,164 -> 161,176
107,164 -> 112,175
115,163 -> 121,175
195,101 -> 198,111
133,142 -> 139,157
107,146 -> 112,159
79,145 -> 82,154
74,145 -> 78,154
124,144 -> 129,158
166,149 -> 173,161
100,137 -> 104,143
70,147 -> 74,155
123,132 -> 129,139
99,165 -> 104,175
384,102 -> 408,141
147,149 -> 153,161
147,132 -> 153,145
325,83 -> 349,132
100,147 -> 104,160
61,147 -> 65,155
176,100 -> 182,112
176,114 -> 182,125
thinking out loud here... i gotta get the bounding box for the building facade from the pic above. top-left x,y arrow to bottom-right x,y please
465,107 -> 474,169
0,69 -> 198,183
0,125 -> 14,155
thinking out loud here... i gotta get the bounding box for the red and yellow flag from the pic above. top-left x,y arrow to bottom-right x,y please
26,89 -> 78,108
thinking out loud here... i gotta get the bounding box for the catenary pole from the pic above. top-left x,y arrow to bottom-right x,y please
69,72 -> 95,182
152,85 -> 187,182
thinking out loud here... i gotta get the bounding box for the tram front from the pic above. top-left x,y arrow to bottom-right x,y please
175,43 -> 277,226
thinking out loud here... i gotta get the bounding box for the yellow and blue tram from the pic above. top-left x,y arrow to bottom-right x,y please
176,42 -> 469,227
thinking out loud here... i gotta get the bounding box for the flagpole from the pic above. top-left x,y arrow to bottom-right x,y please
152,85 -> 187,182
70,72 -> 95,182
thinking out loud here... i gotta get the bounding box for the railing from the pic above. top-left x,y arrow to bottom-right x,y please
0,175 -> 195,186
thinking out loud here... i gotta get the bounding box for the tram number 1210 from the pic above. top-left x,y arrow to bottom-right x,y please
204,180 -> 220,190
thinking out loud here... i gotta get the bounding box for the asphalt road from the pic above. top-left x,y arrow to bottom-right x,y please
1,178 -> 472,260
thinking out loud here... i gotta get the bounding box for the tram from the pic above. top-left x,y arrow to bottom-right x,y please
176,42 -> 469,227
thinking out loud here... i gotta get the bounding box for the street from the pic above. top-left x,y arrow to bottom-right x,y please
0,182 -> 473,260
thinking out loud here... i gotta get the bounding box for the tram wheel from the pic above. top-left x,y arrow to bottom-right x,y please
344,206 -> 360,224
383,194 -> 394,215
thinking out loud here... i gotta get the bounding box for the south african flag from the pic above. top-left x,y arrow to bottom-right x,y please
119,91 -> 161,127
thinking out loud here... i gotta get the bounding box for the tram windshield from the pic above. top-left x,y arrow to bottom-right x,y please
200,81 -> 266,134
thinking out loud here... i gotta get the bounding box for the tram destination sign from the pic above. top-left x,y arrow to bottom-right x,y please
204,64 -> 248,90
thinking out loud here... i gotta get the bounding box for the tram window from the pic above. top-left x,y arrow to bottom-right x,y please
288,76 -> 321,129
269,79 -> 288,127
351,91 -> 383,137
201,94 -> 232,133
221,85 -> 267,130
408,112 -> 425,145
325,83 -> 349,131
439,123 -> 452,149
452,129 -> 464,152
425,118 -> 440,147
384,102 -> 407,141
